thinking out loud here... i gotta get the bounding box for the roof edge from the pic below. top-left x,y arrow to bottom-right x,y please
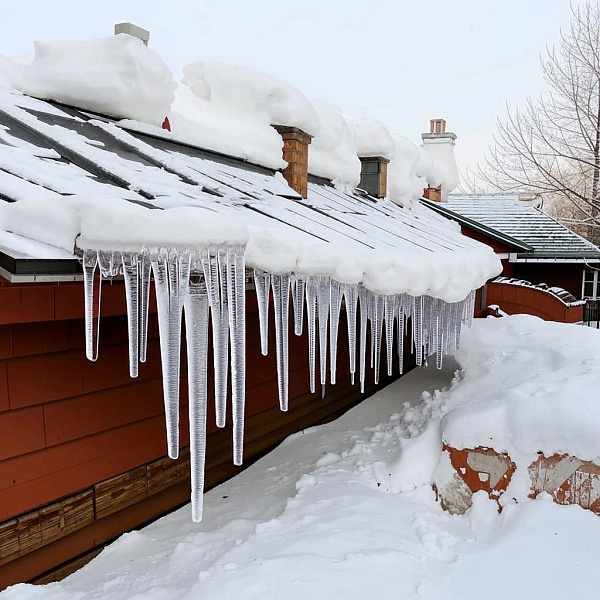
421,199 -> 534,252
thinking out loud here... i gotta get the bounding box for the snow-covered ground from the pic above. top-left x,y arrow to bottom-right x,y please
3,315 -> 600,600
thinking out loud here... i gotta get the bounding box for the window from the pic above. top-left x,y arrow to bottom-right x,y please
582,269 -> 599,299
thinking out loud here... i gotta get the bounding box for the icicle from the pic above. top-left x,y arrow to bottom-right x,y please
83,249 -> 101,362
253,269 -> 271,356
397,300 -> 405,375
412,295 -> 424,366
292,274 -> 305,336
384,295 -> 396,377
152,251 -> 178,459
201,251 -> 228,428
317,276 -> 331,396
329,280 -> 342,385
343,283 -> 358,385
372,293 -> 384,384
305,276 -> 318,394
184,271 -> 209,522
216,250 -> 231,429
139,250 -> 151,364
368,292 -> 375,369
358,286 -> 368,394
226,246 -> 246,466
271,273 -> 290,411
98,250 -> 121,278
435,310 -> 444,369
121,252 -> 140,378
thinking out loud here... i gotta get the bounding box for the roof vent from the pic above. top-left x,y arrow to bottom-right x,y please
114,22 -> 150,46
358,157 -> 389,199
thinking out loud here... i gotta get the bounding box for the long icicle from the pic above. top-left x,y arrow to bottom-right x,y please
373,293 -> 384,384
384,295 -> 396,377
343,283 -> 358,385
329,280 -> 342,385
83,249 -> 101,362
139,250 -> 151,364
216,249 -> 231,429
397,299 -> 405,375
272,273 -> 291,411
227,246 -> 246,466
306,276 -> 318,394
254,269 -> 271,356
201,251 -> 228,428
184,269 -> 209,522
414,295 -> 424,367
359,286 -> 368,394
121,252 -> 140,378
317,276 -> 331,397
292,274 -> 305,336
152,250 -> 179,459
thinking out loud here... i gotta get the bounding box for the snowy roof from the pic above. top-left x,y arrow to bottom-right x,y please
425,194 -> 600,260
0,89 -> 500,301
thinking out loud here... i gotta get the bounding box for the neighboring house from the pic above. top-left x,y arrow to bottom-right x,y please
423,193 -> 600,320
0,29 -> 499,587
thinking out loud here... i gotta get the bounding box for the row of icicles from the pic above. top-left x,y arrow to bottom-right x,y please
82,246 -> 475,521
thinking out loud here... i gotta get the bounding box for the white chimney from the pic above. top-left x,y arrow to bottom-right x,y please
114,22 -> 150,46
421,119 -> 458,202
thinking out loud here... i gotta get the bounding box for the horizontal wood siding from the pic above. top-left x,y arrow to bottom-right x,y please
0,279 -> 405,588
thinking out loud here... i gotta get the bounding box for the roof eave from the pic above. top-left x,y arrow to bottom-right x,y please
421,199 -> 533,252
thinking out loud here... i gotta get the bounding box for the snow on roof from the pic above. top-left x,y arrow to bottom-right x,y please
12,35 -> 175,127
387,135 -> 429,209
420,137 -> 459,198
440,194 -> 600,259
308,103 -> 361,191
1,34 -> 459,205
344,115 -> 395,160
160,61 -> 321,171
0,92 -> 500,300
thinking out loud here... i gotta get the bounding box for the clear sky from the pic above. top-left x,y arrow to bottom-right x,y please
0,0 -> 583,174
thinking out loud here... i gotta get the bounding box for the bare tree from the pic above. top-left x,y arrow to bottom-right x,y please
479,2 -> 600,244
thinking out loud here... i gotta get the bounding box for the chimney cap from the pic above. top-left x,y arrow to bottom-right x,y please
422,118 -> 456,142
429,118 -> 446,134
114,22 -> 150,45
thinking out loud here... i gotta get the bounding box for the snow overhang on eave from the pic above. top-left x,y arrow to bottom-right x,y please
420,199 -> 533,253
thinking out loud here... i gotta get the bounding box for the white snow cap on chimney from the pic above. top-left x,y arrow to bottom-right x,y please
114,23 -> 150,46
421,119 -> 459,201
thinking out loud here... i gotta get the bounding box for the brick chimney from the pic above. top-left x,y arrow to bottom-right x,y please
114,22 -> 150,46
274,126 -> 312,199
358,156 -> 389,198
421,119 -> 457,202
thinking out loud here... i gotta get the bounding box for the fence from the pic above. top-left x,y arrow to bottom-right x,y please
584,299 -> 600,328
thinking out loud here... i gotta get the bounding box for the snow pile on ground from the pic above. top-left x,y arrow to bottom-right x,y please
12,35 -> 175,126
4,316 -> 600,600
439,314 -> 600,499
308,103 -> 361,190
167,62 -> 320,170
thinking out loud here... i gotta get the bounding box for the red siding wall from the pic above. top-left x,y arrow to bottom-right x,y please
0,277 -> 402,586
486,282 -> 584,323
